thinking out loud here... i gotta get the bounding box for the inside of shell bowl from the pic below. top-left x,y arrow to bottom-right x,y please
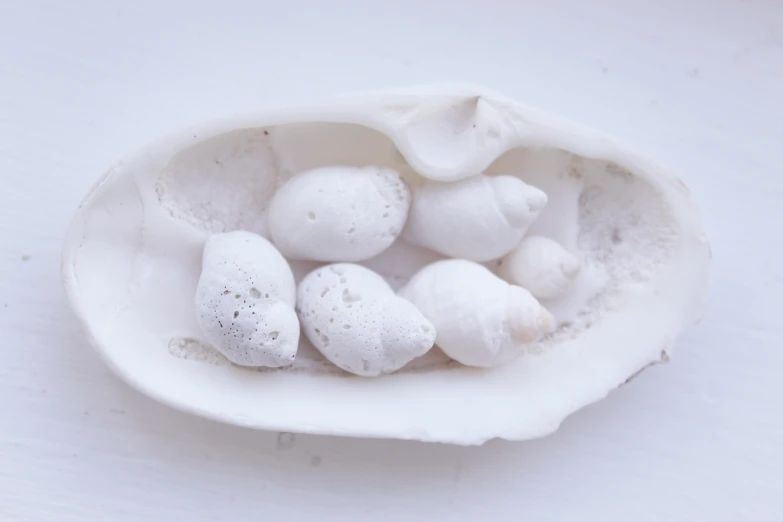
61,87 -> 709,443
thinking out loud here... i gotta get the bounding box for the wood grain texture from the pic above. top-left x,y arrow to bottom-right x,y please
1,0 -> 781,520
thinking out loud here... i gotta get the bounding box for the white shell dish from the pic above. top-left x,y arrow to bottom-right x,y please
61,84 -> 710,445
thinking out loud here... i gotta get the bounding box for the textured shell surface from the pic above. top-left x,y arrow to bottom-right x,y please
268,165 -> 411,262
399,259 -> 554,368
402,174 -> 547,261
61,83 -> 710,445
297,263 -> 436,377
195,231 -> 299,368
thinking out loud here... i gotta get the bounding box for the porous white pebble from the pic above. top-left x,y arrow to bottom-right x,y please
268,165 -> 411,262
195,230 -> 299,367
402,174 -> 548,262
399,259 -> 554,368
499,235 -> 581,300
297,263 -> 436,376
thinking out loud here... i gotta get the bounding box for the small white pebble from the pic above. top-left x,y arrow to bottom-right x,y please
268,166 -> 411,262
297,263 -> 436,376
402,174 -> 547,262
499,236 -> 581,300
195,230 -> 299,367
399,259 -> 554,368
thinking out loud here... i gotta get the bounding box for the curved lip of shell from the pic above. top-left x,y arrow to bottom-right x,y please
60,82 -> 711,445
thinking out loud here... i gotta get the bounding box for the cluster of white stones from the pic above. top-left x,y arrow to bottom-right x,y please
195,165 -> 580,375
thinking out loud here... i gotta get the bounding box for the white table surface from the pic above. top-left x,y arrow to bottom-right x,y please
1,1 -> 781,520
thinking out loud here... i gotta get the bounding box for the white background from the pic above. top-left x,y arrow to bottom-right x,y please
1,1 -> 781,520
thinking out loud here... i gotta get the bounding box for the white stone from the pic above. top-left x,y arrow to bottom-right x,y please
268,165 -> 410,262
297,263 -> 436,376
402,174 -> 547,262
399,259 -> 554,367
195,231 -> 299,367
499,235 -> 581,300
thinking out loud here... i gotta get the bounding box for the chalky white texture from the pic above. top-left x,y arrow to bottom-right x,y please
399,259 -> 554,367
10,1 -> 772,519
268,166 -> 411,262
383,95 -> 517,182
297,264 -> 436,376
60,82 -> 711,445
499,235 -> 581,300
195,231 -> 299,367
402,174 -> 548,261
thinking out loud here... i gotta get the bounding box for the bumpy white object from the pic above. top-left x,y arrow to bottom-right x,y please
399,259 -> 554,367
268,165 -> 410,262
297,263 -> 436,376
195,231 -> 299,367
499,236 -> 581,300
402,174 -> 548,262
62,83 -> 711,444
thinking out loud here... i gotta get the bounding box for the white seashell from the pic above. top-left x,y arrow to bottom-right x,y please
297,264 -> 436,376
195,231 -> 299,367
499,235 -> 581,300
399,260 -> 554,367
402,175 -> 547,261
61,83 -> 710,445
268,165 -> 410,262
380,93 -> 520,182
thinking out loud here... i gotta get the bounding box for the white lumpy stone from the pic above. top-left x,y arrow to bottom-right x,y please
297,263 -> 436,376
268,165 -> 411,262
402,174 -> 548,262
499,235 -> 581,300
399,259 -> 554,368
195,230 -> 299,367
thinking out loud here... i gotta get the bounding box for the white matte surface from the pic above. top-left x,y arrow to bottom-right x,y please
1,1 -> 780,521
